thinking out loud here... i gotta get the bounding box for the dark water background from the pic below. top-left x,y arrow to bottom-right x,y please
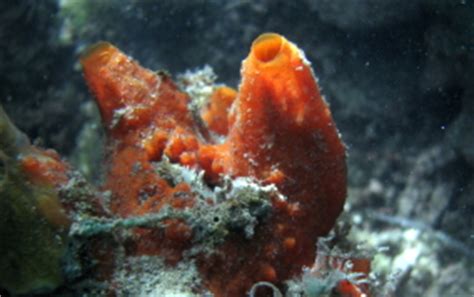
0,1 -> 473,296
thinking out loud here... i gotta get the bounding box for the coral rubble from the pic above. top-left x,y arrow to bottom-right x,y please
1,33 -> 350,296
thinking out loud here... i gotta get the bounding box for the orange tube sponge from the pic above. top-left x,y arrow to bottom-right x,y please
81,42 -> 198,217
198,33 -> 346,296
81,42 -> 200,263
80,33 -> 346,296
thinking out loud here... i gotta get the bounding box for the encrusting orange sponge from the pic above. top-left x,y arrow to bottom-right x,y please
201,86 -> 237,136
80,33 -> 347,296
